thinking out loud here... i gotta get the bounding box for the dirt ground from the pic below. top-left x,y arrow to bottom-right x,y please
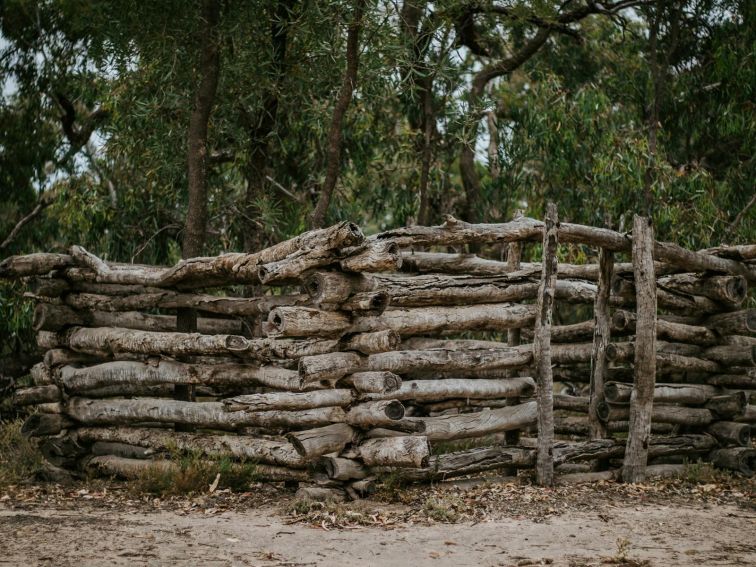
0,478 -> 754,567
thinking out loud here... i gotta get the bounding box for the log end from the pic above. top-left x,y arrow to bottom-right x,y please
604,382 -> 621,404
596,401 -> 612,423
224,335 -> 250,352
384,400 -> 405,421
726,276 -> 748,305
612,310 -> 631,332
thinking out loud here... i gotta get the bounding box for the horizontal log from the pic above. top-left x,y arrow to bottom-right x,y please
735,405 -> 756,423
44,348 -> 102,368
59,360 -> 303,392
76,426 -> 306,467
704,309 -> 756,335
406,401 -> 537,441
33,303 -> 244,335
709,447 -> 756,476
339,330 -> 400,355
21,413 -> 74,437
336,291 -> 389,314
612,277 -> 721,313
698,244 -> 756,261
707,374 -> 756,388
657,273 -> 747,306
64,398 -> 345,430
286,423 -> 357,459
356,436 -> 430,467
13,384 -> 61,406
29,362 -> 53,385
702,345 -> 756,366
86,455 -> 310,482
0,252 -> 73,278
223,389 -> 354,412
321,456 -> 368,480
50,326 -> 343,361
598,402 -> 713,426
706,422 -> 751,447
340,241 -> 402,272
64,290 -> 308,317
604,382 -> 721,405
362,377 -> 535,403
349,303 -> 537,336
553,394 -> 589,412
90,441 -> 152,460
338,371 -> 402,394
266,307 -> 351,337
553,415 -> 675,436
612,310 -> 719,346
345,400 -> 405,427
706,393 -> 747,419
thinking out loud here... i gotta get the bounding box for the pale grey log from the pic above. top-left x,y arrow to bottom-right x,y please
222,389 -> 354,412
356,436 -> 430,467
286,423 -> 357,459
362,377 -> 535,402
338,371 -> 402,394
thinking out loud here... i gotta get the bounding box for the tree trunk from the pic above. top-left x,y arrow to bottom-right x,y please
622,215 -> 657,483
285,423 -> 357,459
65,397 -> 345,430
356,436 -> 430,467
184,0 -> 221,259
310,0 -> 367,228
76,426 -> 305,467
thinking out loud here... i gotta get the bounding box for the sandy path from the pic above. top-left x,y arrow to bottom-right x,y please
0,502 -> 754,566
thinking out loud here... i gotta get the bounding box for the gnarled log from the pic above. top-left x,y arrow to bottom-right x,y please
286,423 -> 357,459
223,389 -> 354,412
363,377 -> 535,403
356,436 -> 430,467
604,382 -> 720,405
706,422 -> 751,447
657,273 -> 747,306
345,400 -> 405,427
339,371 -> 401,394
340,241 -> 402,272
599,402 -> 712,426
340,330 -> 399,354
266,306 -> 351,337
13,384 -> 61,406
709,447 -> 756,476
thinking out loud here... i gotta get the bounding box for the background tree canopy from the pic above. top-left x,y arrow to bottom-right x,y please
0,0 -> 754,364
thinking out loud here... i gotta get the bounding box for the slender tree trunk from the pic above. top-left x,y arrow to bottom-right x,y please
310,0 -> 367,228
589,247 -> 613,439
184,0 -> 221,259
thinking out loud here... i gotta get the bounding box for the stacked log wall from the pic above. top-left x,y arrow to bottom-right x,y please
3,214 -> 754,490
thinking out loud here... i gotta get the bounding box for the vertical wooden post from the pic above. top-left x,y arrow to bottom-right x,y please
505,211 -> 523,449
622,215 -> 657,483
589,247 -> 613,440
534,202 -> 557,486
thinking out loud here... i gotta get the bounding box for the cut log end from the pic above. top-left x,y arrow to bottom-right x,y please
384,400 -> 405,421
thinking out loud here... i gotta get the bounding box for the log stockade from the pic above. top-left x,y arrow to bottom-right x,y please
3,210 -> 754,494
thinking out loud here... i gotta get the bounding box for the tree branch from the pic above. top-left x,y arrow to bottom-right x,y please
0,194 -> 54,251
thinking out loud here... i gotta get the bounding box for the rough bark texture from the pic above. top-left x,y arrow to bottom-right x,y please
286,423 -> 357,459
356,436 -> 430,467
362,377 -> 535,403
590,247 -> 613,440
222,389 -> 354,412
622,215 -> 658,483
534,203 -> 558,486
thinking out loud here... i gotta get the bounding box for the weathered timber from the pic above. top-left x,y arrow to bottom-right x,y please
657,273 -> 747,306
286,423 -> 357,459
30,362 -> 53,385
356,436 -> 430,467
706,393 -> 747,419
309,271 -> 597,308
33,303 -> 243,335
553,394 -> 589,412
337,291 -> 389,314
86,455 -> 310,482
64,398 -> 345,430
64,290 -> 309,316
604,382 -> 721,405
222,389 -> 354,412
0,253 -> 73,278
706,422 -> 751,447
735,405 -> 756,423
345,400 -> 405,427
59,360 -> 303,392
340,330 -> 400,354
321,456 -> 367,480
13,384 -> 61,406
702,345 -> 756,366
266,306 -> 351,337
385,446 -> 535,481
612,277 -> 721,313
709,447 -> 756,476
601,402 -> 712,426
612,310 -> 719,346
298,352 -> 364,385
90,441 -> 152,460
622,216 -> 657,484
405,401 -> 538,441
589,246 -> 613,440
340,241 -> 402,272
76,426 -> 306,467
704,309 -> 756,335
53,326 -> 341,361
698,244 -> 756,261
338,371 -> 401,394
44,349 -> 102,368
707,374 -> 756,388
21,413 -> 74,437
348,303 -> 537,336
657,352 -> 722,374
362,377 -> 536,402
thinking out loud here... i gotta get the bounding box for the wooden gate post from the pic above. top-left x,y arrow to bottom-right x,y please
506,210 -> 524,450
534,202 -> 558,486
589,247 -> 613,440
622,215 -> 657,482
